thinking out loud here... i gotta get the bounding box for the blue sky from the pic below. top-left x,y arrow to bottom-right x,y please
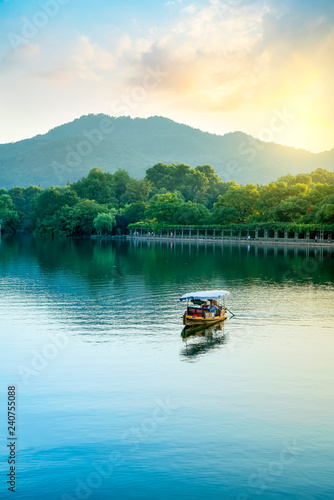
0,0 -> 333,152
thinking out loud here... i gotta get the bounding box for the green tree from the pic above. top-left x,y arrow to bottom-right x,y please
8,187 -> 26,212
145,192 -> 183,223
145,163 -> 209,203
173,201 -> 212,225
272,194 -> 309,222
63,200 -> 110,236
113,168 -> 131,201
310,168 -> 334,185
179,169 -> 209,203
32,186 -> 79,232
214,184 -> 259,223
8,186 -> 43,228
256,182 -> 308,221
145,163 -> 171,187
121,202 -> 148,223
0,194 -> 21,233
93,211 -> 117,235
294,174 -> 313,186
194,165 -> 230,207
213,206 -> 240,225
277,174 -> 295,185
72,168 -> 117,205
314,194 -> 334,222
52,206 -> 75,237
121,178 -> 151,204
257,182 -> 290,220
305,183 -> 334,206
0,194 -> 14,211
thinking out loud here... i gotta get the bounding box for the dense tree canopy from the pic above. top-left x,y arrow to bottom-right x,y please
145,163 -> 229,207
214,184 -> 259,224
72,168 -> 117,206
145,192 -> 184,223
1,164 -> 334,236
93,210 -> 117,235
0,194 -> 21,233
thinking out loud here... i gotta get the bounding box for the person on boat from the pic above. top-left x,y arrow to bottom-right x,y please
210,303 -> 219,316
202,301 -> 209,309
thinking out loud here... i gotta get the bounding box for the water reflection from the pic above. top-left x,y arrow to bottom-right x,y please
0,235 -> 333,344
1,235 -> 334,500
180,322 -> 228,360
1,235 -> 333,286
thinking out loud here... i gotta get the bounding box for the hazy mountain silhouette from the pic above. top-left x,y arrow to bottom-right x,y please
0,114 -> 333,189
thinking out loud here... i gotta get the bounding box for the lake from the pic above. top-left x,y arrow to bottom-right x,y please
0,235 -> 334,500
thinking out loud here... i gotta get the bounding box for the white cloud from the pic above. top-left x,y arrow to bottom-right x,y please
181,3 -> 196,13
71,36 -> 115,81
19,43 -> 40,59
1,0 -> 333,151
0,43 -> 40,74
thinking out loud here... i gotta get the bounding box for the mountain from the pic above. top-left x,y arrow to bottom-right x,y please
0,114 -> 333,189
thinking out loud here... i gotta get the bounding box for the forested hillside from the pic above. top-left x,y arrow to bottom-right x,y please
1,115 -> 333,189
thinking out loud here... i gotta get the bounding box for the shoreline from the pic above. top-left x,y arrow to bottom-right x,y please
129,236 -> 334,248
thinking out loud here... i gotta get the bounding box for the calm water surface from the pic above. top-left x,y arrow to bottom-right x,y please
0,235 -> 334,500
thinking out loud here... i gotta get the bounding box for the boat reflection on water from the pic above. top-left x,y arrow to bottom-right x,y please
180,322 -> 228,360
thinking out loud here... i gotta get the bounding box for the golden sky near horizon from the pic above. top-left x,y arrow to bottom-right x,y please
0,0 -> 333,152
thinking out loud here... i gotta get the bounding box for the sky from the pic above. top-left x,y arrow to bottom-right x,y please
0,0 -> 333,152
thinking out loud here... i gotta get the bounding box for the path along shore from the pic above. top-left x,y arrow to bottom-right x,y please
129,235 -> 334,247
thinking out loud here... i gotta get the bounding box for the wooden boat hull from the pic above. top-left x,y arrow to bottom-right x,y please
183,311 -> 227,328
181,321 -> 225,339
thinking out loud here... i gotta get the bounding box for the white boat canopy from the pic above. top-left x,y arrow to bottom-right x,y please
180,290 -> 230,302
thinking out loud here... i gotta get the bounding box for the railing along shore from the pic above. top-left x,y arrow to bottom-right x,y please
128,227 -> 334,246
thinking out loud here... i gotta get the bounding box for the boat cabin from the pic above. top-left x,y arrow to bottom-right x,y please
180,290 -> 230,328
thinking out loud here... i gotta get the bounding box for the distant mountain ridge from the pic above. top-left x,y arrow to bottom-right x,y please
0,114 -> 333,189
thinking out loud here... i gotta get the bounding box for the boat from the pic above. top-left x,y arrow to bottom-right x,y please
180,290 -> 231,329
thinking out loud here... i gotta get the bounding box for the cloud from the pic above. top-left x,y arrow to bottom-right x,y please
99,0 -> 332,150
120,1 -> 265,109
181,4 -> 196,13
0,43 -> 40,74
71,35 -> 115,81
0,0 -> 333,151
117,0 -> 334,119
30,68 -> 72,84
